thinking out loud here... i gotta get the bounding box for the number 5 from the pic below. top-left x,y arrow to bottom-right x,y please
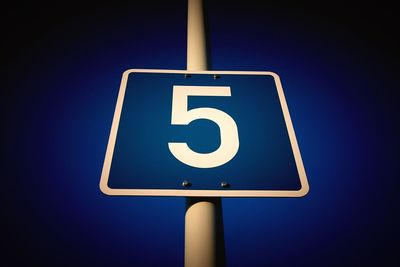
168,85 -> 239,168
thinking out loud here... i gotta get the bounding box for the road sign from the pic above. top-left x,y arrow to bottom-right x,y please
100,69 -> 308,197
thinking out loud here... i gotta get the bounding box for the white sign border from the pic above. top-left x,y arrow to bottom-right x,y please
100,69 -> 309,197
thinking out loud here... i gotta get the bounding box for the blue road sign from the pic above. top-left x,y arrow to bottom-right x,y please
100,69 -> 308,197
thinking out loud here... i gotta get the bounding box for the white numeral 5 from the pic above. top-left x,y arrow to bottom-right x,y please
168,85 -> 239,168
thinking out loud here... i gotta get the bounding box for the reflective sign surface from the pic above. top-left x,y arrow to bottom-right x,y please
100,69 -> 308,196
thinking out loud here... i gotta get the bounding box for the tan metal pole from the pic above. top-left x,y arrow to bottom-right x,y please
187,0 -> 207,71
185,197 -> 224,267
185,1 -> 224,267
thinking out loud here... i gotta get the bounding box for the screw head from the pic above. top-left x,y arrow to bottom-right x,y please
213,74 -> 221,79
182,180 -> 191,187
221,181 -> 230,188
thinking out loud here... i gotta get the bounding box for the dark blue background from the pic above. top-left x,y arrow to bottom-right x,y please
109,73 -> 300,190
2,1 -> 398,266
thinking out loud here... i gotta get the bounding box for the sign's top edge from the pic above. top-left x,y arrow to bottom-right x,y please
122,69 -> 280,77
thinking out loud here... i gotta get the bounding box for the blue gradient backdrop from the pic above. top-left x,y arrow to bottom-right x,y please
2,1 -> 398,266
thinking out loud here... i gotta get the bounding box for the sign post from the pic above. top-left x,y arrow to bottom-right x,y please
185,1 -> 224,267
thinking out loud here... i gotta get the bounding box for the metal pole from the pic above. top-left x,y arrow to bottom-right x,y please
185,1 -> 225,267
187,0 -> 207,71
185,198 -> 224,267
